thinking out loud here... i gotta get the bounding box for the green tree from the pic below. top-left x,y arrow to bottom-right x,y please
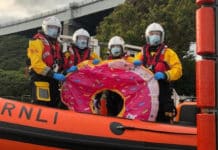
96,0 -> 196,95
0,34 -> 29,70
0,69 -> 30,100
0,34 -> 30,101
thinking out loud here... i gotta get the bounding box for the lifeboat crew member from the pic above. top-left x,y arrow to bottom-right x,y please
134,22 -> 183,123
64,28 -> 101,69
27,16 -> 68,108
107,36 -> 133,62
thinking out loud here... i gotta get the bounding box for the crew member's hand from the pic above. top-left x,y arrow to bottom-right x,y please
53,73 -> 66,81
133,60 -> 142,66
92,59 -> 100,65
66,65 -> 78,73
154,72 -> 166,80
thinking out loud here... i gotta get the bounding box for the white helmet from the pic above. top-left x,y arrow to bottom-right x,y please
42,16 -> 62,38
72,28 -> 90,43
145,22 -> 165,44
108,36 -> 125,50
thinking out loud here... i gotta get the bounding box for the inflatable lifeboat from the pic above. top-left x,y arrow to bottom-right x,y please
0,59 -> 197,150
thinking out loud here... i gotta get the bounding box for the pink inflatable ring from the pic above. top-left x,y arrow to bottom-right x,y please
61,59 -> 159,121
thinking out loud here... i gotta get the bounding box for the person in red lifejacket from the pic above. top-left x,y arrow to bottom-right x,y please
134,22 -> 183,123
27,16 -> 68,108
64,28 -> 100,69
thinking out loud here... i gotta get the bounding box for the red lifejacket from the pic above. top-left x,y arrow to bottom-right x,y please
33,33 -> 64,71
142,44 -> 169,73
66,46 -> 91,67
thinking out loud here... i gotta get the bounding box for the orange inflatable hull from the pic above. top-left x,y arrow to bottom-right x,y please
0,98 -> 196,150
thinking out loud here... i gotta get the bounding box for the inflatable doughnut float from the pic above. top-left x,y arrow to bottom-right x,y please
61,59 -> 159,121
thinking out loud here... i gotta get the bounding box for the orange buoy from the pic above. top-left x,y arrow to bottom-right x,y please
196,60 -> 215,107
196,7 -> 215,54
196,0 -> 215,5
197,114 -> 216,150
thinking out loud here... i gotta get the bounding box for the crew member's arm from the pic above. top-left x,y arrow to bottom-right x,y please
27,39 -> 52,76
90,52 -> 102,60
125,56 -> 134,63
164,48 -> 183,81
134,52 -> 143,61
132,52 -> 143,66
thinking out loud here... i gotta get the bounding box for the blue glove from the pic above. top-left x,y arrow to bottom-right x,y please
133,60 -> 142,66
154,72 -> 166,80
66,65 -> 78,73
53,73 -> 66,81
92,59 -> 100,65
